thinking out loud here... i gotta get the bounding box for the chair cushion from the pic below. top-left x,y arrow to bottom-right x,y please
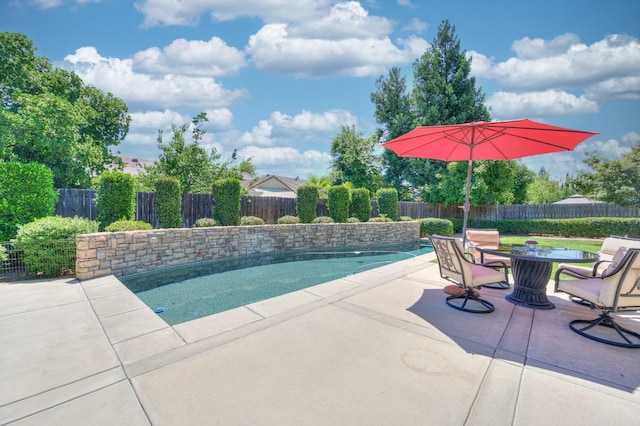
557,278 -> 602,304
469,263 -> 507,287
602,247 -> 628,276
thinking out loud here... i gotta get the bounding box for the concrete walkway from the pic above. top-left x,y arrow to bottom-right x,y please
1,252 -> 639,425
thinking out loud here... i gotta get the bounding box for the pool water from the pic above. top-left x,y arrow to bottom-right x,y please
121,241 -> 433,325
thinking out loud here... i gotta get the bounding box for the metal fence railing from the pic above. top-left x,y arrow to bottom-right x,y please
0,240 -> 76,281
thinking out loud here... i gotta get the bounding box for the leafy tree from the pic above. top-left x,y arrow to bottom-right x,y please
307,174 -> 331,199
139,112 -> 241,193
574,141 -> 640,206
0,32 -> 130,187
371,20 -> 510,204
525,171 -> 570,204
96,170 -> 136,231
329,125 -> 381,195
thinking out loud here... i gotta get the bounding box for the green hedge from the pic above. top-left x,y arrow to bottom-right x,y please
96,171 -> 136,231
212,178 -> 241,226
351,188 -> 371,222
463,217 -> 640,238
377,188 -> 398,220
155,177 -> 182,228
327,185 -> 350,223
418,218 -> 454,237
14,216 -> 98,277
104,220 -> 153,232
296,184 -> 319,223
0,162 -> 58,241
278,215 -> 300,224
239,216 -> 264,226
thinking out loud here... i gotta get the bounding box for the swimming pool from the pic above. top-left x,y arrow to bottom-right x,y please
121,240 -> 433,325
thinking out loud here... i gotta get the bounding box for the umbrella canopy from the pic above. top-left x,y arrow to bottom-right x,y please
381,119 -> 599,244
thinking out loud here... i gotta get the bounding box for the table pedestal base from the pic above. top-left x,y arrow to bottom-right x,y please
506,258 -> 555,310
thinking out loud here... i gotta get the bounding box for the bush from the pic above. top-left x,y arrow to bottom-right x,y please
313,216 -> 335,223
347,217 -> 360,223
0,161 -> 58,241
296,184 -> 319,223
474,217 -> 640,238
0,244 -> 7,262
377,188 -> 398,220
212,178 -> 241,226
351,188 -> 371,222
327,185 -> 350,223
239,216 -> 264,226
155,177 -> 182,228
368,216 -> 393,223
277,215 -> 300,224
13,216 -> 98,277
418,218 -> 454,237
96,171 -> 136,231
104,220 -> 152,232
194,218 -> 217,227
398,216 -> 414,221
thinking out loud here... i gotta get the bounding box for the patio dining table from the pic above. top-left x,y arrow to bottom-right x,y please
477,243 -> 598,310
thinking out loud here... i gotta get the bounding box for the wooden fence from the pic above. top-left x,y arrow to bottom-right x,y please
54,189 -> 639,227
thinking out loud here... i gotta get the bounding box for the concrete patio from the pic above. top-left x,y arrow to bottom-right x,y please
1,251 -> 639,425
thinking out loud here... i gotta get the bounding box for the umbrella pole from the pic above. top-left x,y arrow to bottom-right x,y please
462,159 -> 472,248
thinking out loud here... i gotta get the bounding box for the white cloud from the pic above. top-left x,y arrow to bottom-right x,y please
134,0 -> 330,27
487,90 -> 599,118
467,50 -> 493,77
576,136 -> 633,158
132,37 -> 246,77
63,47 -> 246,109
488,34 -> 640,95
236,146 -> 332,177
585,76 -> 640,101
247,23 -> 427,78
401,18 -> 427,33
622,131 -> 640,145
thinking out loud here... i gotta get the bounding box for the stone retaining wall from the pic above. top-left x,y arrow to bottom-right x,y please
75,222 -> 420,280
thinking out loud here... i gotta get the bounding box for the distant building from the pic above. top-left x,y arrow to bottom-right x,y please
247,175 -> 308,198
119,156 -> 155,176
552,194 -> 604,204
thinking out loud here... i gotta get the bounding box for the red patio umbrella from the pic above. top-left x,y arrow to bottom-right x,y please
381,119 -> 599,244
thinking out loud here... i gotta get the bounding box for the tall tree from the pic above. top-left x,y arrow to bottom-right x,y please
371,20 -> 508,203
0,32 -> 130,187
329,125 -> 381,195
574,141 -> 640,206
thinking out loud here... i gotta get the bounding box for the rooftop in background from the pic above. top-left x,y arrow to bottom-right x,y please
248,174 -> 308,198
119,156 -> 156,176
552,194 -> 605,204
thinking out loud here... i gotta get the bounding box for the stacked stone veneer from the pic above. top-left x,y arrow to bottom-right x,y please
75,222 -> 420,280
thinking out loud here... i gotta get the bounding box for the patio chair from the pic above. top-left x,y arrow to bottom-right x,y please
428,234 -> 509,314
554,248 -> 640,348
465,228 -> 511,289
558,235 -> 640,277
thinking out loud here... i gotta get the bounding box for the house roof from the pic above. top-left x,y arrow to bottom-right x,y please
248,174 -> 308,198
552,194 -> 605,204
118,156 -> 156,176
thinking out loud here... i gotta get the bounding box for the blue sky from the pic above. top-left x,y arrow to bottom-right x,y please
2,0 -> 639,181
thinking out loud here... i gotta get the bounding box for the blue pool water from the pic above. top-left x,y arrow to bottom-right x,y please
121,241 -> 433,325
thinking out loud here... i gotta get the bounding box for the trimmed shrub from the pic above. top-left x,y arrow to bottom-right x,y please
277,215 -> 300,224
377,188 -> 398,220
351,188 -> 372,222
105,220 -> 152,232
313,216 -> 334,223
96,171 -> 136,231
327,185 -> 350,223
194,218 -> 217,227
296,184 -> 319,223
0,161 -> 58,241
418,218 -> 454,237
155,177 -> 182,228
474,217 -> 640,238
368,216 -> 393,223
398,216 -> 414,221
14,216 -> 98,277
239,215 -> 264,226
347,217 -> 360,223
212,178 -> 241,226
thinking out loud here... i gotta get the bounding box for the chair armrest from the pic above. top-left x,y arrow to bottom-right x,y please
591,259 -> 611,276
553,266 -> 594,292
480,260 -> 508,270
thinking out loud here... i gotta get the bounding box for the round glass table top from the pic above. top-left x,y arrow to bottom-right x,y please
478,244 -> 599,263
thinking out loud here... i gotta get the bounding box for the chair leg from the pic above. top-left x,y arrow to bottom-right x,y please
446,288 -> 494,314
569,312 -> 640,348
